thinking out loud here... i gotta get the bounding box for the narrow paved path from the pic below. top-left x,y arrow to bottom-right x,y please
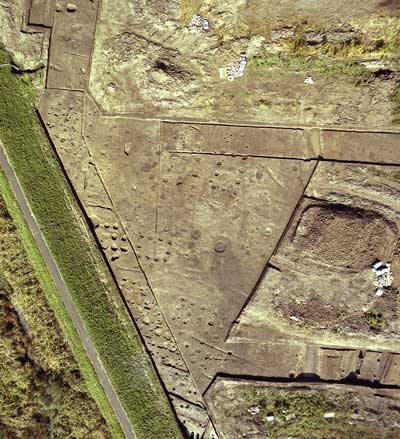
0,143 -> 136,439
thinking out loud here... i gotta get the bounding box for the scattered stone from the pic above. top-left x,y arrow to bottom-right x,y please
222,52 -> 247,81
324,412 -> 335,419
371,260 -> 393,296
66,3 -> 77,12
124,142 -> 132,155
326,29 -> 358,45
247,405 -> 260,415
302,28 -> 358,46
189,14 -> 202,33
303,30 -> 325,45
286,413 -> 296,421
188,14 -> 209,33
271,27 -> 295,41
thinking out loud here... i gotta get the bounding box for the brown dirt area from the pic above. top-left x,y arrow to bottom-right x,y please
7,0 -> 400,438
291,203 -> 397,270
89,0 -> 400,127
230,162 -> 400,348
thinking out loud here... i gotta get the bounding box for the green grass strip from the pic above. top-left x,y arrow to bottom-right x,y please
0,48 -> 181,439
0,170 -> 125,439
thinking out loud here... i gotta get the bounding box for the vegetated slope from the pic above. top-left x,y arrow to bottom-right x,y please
0,182 -> 111,439
209,380 -> 400,439
244,386 -> 400,439
0,46 -> 182,439
92,0 -> 400,126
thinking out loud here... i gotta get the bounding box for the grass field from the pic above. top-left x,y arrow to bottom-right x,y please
0,171 -> 120,438
0,46 -> 182,439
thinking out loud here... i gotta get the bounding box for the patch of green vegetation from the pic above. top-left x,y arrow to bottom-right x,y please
249,53 -> 368,77
0,46 -> 181,439
364,311 -> 385,330
242,386 -> 400,439
0,180 -> 117,438
245,388 -> 357,438
248,20 -> 400,103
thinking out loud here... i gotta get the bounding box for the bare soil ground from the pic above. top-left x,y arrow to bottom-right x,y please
90,0 -> 400,127
5,0 -> 400,438
0,0 -> 48,70
231,163 -> 400,348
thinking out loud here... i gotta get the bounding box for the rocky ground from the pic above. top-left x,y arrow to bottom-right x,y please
2,1 -> 400,438
0,0 -> 48,70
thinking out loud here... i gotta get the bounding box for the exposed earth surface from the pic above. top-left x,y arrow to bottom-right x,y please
1,0 -> 400,438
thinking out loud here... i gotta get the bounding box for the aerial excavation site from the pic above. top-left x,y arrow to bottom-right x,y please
0,0 -> 400,438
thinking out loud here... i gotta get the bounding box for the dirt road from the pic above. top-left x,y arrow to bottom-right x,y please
0,142 -> 136,439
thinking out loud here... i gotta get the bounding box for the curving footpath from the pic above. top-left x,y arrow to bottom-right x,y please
0,142 -> 136,439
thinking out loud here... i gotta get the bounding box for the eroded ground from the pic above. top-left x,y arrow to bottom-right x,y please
230,162 -> 400,350
90,0 -> 400,127
2,0 -> 400,438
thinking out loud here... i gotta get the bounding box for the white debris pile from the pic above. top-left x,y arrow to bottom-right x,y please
189,14 -> 209,33
304,75 -> 314,85
0,63 -> 20,71
266,414 -> 275,422
220,52 -> 247,81
371,260 -> 393,296
247,405 -> 260,415
323,412 -> 335,419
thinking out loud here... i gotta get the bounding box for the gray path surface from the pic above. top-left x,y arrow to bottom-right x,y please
0,143 -> 135,439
